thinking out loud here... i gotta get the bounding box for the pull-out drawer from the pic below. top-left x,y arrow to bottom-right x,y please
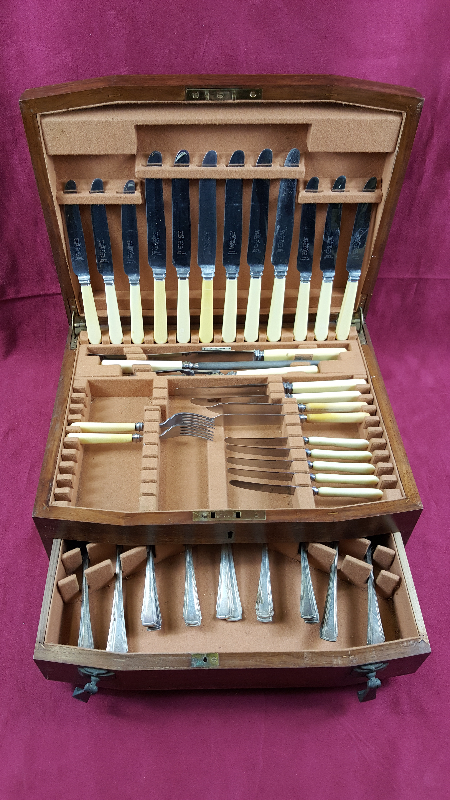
35,531 -> 429,701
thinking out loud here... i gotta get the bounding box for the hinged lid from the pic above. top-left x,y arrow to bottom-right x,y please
20,75 -> 423,335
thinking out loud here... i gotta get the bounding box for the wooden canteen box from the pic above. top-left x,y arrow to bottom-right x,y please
20,75 -> 430,699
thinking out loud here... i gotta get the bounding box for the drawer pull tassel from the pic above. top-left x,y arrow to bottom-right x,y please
73,668 -> 115,702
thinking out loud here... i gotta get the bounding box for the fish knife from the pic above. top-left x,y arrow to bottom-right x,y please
146,151 -> 167,343
172,150 -> 191,343
293,177 -> 319,341
121,180 -> 144,344
335,177 -> 377,340
244,149 -> 272,342
63,180 -> 101,344
198,150 -> 218,343
314,175 -> 346,341
90,178 -> 123,343
222,150 -> 244,342
267,148 -> 301,342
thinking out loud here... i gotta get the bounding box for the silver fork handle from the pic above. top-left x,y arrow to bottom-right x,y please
300,543 -> 320,624
255,545 -> 274,622
78,550 -> 94,649
106,546 -> 128,653
216,545 -> 242,621
320,545 -> 338,642
183,547 -> 202,626
366,545 -> 385,645
141,546 -> 162,630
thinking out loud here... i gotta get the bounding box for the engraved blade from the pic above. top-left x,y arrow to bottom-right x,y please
247,149 -> 272,278
319,544 -> 338,641
90,179 -> 114,281
141,546 -> 162,630
183,547 -> 202,626
78,548 -> 94,649
296,177 -> 319,280
345,177 -> 377,280
271,148 -> 301,278
319,176 -> 346,279
172,150 -> 191,279
198,150 -> 217,279
300,543 -> 320,624
64,183 -> 91,285
146,151 -> 167,280
255,545 -> 274,622
223,150 -> 244,278
121,180 -> 140,284
106,547 -> 128,653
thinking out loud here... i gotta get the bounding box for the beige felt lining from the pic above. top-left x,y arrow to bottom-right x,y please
45,534 -> 415,654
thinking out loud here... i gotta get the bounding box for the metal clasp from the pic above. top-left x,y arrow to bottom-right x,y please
185,88 -> 262,101
191,653 -> 220,668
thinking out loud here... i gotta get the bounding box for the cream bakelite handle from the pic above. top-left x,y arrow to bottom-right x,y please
305,436 -> 370,449
238,365 -> 318,376
316,486 -> 383,499
314,473 -> 379,486
244,277 -> 262,342
153,279 -> 167,344
264,348 -> 345,362
222,278 -> 238,343
295,391 -> 362,403
308,449 -> 372,462
336,280 -> 359,341
267,277 -> 286,342
66,432 -> 136,444
129,283 -> 144,344
291,379 -> 368,392
103,360 -> 183,373
305,412 -> 370,423
311,461 -> 375,474
105,283 -> 123,344
302,402 -> 369,413
80,284 -> 101,345
199,279 -> 214,343
68,422 -> 137,433
314,280 -> 333,341
177,279 -> 190,343
293,281 -> 310,342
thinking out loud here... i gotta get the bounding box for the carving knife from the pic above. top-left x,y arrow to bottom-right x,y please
222,150 -> 244,342
293,177 -> 319,341
208,400 -> 371,417
92,347 -> 333,361
198,150 -> 217,343
121,180 -> 144,344
100,359 -> 315,374
244,149 -> 272,341
146,151 -> 167,343
90,179 -> 123,344
63,181 -> 101,344
336,177 -> 377,340
314,175 -> 346,341
229,480 -> 383,499
267,148 -> 301,342
172,150 -> 191,343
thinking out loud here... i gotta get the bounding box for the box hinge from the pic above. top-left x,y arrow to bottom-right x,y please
191,653 -> 220,668
70,311 -> 87,349
185,87 -> 262,101
193,510 -> 266,522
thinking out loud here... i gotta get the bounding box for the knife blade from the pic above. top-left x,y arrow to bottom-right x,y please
92,347 -> 319,361
121,180 -> 143,344
229,467 -> 295,482
222,150 -> 244,342
208,403 -> 283,415
227,446 -> 290,457
198,150 -> 217,343
146,151 -> 167,343
267,148 -> 301,342
63,181 -> 101,344
293,177 -> 319,341
191,395 -> 269,406
230,479 -> 383,499
90,178 -> 123,344
314,175 -> 346,341
335,177 -> 377,340
173,384 -> 267,398
172,150 -> 191,343
244,149 -> 272,342
227,456 -> 297,471
225,436 -> 287,447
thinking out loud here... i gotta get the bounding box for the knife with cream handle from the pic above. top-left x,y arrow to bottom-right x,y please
293,177 -> 319,341
222,151 -> 244,342
244,149 -> 272,342
90,178 -> 123,344
172,150 -> 192,343
121,180 -> 144,344
314,175 -> 346,341
146,151 -> 168,344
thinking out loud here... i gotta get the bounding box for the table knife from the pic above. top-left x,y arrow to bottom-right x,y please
227,456 -> 374,475
228,465 -> 379,486
293,177 -> 319,341
63,181 -> 101,345
146,151 -> 167,343
229,479 -> 383,499
90,178 -> 123,344
222,150 -> 244,342
172,150 -> 191,343
121,180 -> 144,344
198,150 -> 217,343
267,148 -> 300,342
335,177 -> 377,340
244,149 -> 272,342
314,175 -> 346,341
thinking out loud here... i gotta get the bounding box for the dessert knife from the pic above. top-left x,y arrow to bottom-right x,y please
90,178 -> 123,344
267,148 -> 301,342
314,175 -> 346,341
121,180 -> 144,344
229,480 -> 383,499
227,456 -> 375,475
335,177 -> 377,340
172,150 -> 191,343
63,181 -> 101,344
293,177 -> 319,341
222,150 -> 244,342
198,150 -> 217,343
228,465 -> 379,486
244,149 -> 272,342
146,151 -> 167,344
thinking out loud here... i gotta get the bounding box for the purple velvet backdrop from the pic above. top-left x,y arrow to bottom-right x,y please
1,1 -> 449,798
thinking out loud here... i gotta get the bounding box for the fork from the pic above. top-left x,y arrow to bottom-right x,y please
160,413 -> 214,431
160,424 -> 215,441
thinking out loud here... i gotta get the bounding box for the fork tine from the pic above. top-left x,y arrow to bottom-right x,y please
160,413 -> 215,430
160,424 -> 214,440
